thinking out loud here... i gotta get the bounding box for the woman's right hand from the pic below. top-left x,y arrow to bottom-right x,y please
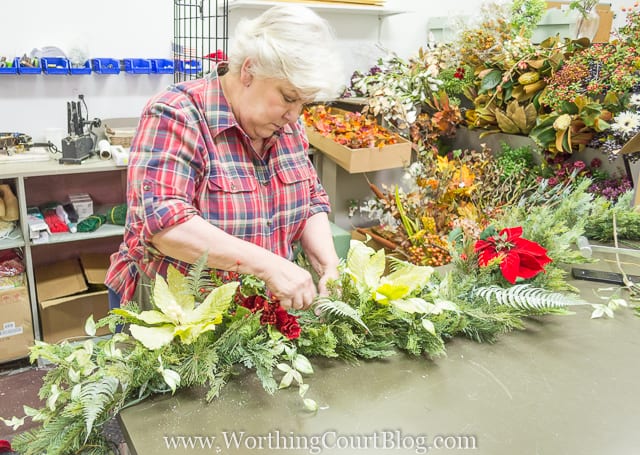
262,256 -> 317,310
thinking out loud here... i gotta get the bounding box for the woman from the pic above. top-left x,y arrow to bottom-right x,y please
105,5 -> 345,311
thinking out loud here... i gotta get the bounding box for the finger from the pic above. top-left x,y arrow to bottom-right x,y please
279,297 -> 293,310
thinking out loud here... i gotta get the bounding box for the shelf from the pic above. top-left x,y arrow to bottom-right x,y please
227,0 -> 405,16
31,223 -> 124,246
0,152 -> 124,179
0,225 -> 25,249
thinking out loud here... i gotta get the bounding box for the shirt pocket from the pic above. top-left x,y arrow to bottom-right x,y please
274,163 -> 312,232
204,172 -> 257,237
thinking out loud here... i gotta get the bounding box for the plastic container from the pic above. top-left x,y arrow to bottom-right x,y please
123,58 -> 152,74
91,58 -> 120,74
69,60 -> 92,75
41,57 -> 70,75
18,58 -> 42,74
150,59 -> 174,74
175,59 -> 202,74
0,58 -> 19,75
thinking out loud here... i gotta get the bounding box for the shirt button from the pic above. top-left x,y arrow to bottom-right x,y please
230,183 -> 236,190
143,184 -> 151,191
261,181 -> 269,186
266,220 -> 272,226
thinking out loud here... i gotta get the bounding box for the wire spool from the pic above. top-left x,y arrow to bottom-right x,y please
98,139 -> 112,160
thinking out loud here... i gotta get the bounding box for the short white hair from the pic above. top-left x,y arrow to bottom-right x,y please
228,5 -> 345,100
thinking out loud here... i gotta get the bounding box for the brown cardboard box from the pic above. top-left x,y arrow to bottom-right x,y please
39,291 -> 109,344
305,126 -> 412,174
35,258 -> 108,344
0,286 -> 34,362
80,253 -> 111,290
35,258 -> 87,302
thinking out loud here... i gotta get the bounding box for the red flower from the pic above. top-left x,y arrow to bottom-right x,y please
0,440 -> 12,453
474,226 -> 552,284
275,307 -> 301,340
238,294 -> 301,339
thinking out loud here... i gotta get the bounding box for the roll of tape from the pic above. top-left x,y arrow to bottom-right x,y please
98,139 -> 111,160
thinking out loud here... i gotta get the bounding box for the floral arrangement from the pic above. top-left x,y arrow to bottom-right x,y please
5,160 -> 640,455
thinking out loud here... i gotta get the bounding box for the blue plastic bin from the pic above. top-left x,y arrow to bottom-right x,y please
0,58 -> 19,74
176,59 -> 202,74
123,58 -> 152,74
42,57 -> 70,75
91,58 -> 120,74
151,59 -> 174,74
69,60 -> 92,75
18,58 -> 42,74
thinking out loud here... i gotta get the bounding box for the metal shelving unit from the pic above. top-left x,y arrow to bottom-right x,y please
173,0 -> 229,82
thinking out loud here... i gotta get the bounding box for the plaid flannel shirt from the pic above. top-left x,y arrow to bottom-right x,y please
105,71 -> 330,304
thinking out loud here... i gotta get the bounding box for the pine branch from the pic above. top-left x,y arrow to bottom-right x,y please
474,284 -> 586,310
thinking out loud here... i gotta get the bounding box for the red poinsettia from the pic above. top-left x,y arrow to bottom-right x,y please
474,226 -> 552,284
238,294 -> 301,340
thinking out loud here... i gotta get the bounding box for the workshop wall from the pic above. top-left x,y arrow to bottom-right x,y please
0,0 -> 630,143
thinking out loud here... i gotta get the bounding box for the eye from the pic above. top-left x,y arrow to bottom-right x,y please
283,94 -> 297,103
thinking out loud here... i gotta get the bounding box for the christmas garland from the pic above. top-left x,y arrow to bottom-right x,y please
2,180 -> 638,455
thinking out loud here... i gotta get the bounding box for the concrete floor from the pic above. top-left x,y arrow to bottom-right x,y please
0,358 -> 128,454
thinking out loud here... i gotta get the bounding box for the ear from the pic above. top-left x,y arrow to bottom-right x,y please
240,58 -> 254,87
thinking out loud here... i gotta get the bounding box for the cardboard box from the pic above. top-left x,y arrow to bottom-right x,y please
305,126 -> 412,174
68,193 -> 93,221
35,258 -> 87,302
39,290 -> 109,344
80,252 -> 111,291
0,286 -> 34,362
35,258 -> 109,343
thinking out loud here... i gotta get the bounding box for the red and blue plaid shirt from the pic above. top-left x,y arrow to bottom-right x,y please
105,71 -> 330,304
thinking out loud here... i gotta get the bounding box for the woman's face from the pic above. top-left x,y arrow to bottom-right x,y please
236,66 -> 309,141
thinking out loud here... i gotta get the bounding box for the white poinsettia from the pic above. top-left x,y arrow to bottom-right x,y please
344,240 -> 445,315
629,93 -> 640,108
611,111 -> 640,137
113,266 -> 238,350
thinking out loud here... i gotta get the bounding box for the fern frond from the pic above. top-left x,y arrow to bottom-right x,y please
186,252 -> 213,296
314,297 -> 370,332
474,284 -> 586,311
80,376 -> 120,442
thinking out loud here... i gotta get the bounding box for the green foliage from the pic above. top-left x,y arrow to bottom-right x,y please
584,191 -> 640,241
496,142 -> 537,181
511,0 -> 547,38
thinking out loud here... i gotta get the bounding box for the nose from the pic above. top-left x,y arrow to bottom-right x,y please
283,102 -> 304,123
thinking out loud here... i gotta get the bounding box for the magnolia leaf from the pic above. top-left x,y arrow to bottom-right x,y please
303,398 -> 318,412
84,316 -> 96,337
495,110 -> 521,134
298,383 -> 310,398
421,318 -> 436,335
166,265 -> 194,312
284,345 -> 296,358
279,371 -> 294,389
276,363 -> 292,373
162,368 -> 181,393
187,281 -> 238,324
0,416 -> 25,431
293,355 -> 314,375
479,69 -> 502,93
129,324 -> 175,350
135,310 -> 174,326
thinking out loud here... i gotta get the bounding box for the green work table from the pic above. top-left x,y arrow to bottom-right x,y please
118,265 -> 640,455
